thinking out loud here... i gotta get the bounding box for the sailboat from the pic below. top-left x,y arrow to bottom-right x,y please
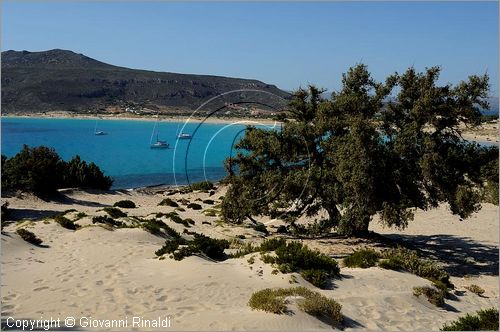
94,117 -> 107,135
150,117 -> 169,149
175,122 -> 192,140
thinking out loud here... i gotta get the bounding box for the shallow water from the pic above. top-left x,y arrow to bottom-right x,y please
1,117 -> 268,189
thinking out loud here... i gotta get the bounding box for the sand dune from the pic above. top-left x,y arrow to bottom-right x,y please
1,188 -> 498,330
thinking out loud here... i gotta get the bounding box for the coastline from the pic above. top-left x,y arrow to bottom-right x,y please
1,113 -> 281,126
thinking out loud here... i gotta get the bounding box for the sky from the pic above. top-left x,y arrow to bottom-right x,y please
2,1 -> 499,95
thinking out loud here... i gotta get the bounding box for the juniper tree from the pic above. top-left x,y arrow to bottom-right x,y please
221,64 -> 497,236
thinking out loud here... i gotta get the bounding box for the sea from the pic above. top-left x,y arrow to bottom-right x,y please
2,117 -> 496,190
1,117 -> 279,189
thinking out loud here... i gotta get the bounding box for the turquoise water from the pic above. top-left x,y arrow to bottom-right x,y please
1,117 -> 263,189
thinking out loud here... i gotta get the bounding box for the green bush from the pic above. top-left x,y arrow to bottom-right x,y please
156,232 -> 229,261
203,199 -> 215,205
155,238 -> 182,256
190,181 -> 214,191
343,249 -> 380,268
248,288 -> 287,314
248,287 -> 343,326
187,203 -> 202,210
16,228 -> 43,245
276,225 -> 288,234
297,291 -> 343,324
92,215 -> 123,227
259,238 -> 287,252
380,247 -> 451,288
142,219 -> 166,235
55,215 -> 79,230
113,200 -> 136,208
158,198 -> 179,207
253,223 -> 269,234
103,207 -> 127,218
300,269 -> 330,288
441,308 -> 499,331
413,286 -> 445,307
74,212 -> 87,220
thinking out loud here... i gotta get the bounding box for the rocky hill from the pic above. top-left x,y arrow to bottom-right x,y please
1,49 -> 290,114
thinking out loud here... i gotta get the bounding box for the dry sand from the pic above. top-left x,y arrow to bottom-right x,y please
1,187 -> 498,330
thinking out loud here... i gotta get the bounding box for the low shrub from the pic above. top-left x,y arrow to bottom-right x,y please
16,228 -> 43,245
413,286 -> 445,307
103,207 -> 127,218
203,199 -> 215,205
158,198 -> 179,207
190,181 -> 214,191
343,249 -> 380,268
92,215 -> 123,227
155,238 -> 182,256
465,284 -> 485,296
113,200 -> 136,208
204,209 -> 218,217
440,308 -> 498,331
184,218 -> 195,225
300,269 -> 330,288
55,215 -> 79,230
142,219 -> 166,235
380,247 -> 451,288
248,288 -> 287,314
259,238 -> 287,252
253,223 -> 269,234
74,212 -> 87,220
297,291 -> 343,324
276,225 -> 288,234
156,232 -> 229,261
248,287 -> 342,326
187,203 -> 202,210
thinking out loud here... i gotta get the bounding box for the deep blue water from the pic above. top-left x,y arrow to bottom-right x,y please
1,117 -> 267,189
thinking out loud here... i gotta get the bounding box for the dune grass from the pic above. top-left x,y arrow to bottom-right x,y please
440,308 -> 498,331
248,287 -> 342,326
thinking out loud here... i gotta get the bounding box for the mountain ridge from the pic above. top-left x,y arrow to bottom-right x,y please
1,49 -> 290,114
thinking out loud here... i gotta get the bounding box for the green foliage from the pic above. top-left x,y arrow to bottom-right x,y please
441,308 -> 498,331
158,198 -> 179,207
379,247 -> 451,288
222,65 -> 492,236
92,215 -> 122,227
300,269 -> 330,288
16,228 -> 43,245
253,223 -> 268,234
2,146 -> 112,196
465,284 -> 485,296
203,199 -> 215,205
248,287 -> 342,326
190,181 -> 215,191
156,232 -> 229,261
103,207 -> 127,218
413,286 -> 445,307
343,249 -> 380,268
297,290 -> 343,324
187,203 -> 202,210
74,212 -> 87,220
113,200 -> 136,208
55,215 -> 79,230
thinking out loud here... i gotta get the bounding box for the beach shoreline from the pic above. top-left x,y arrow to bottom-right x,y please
1,113 -> 281,126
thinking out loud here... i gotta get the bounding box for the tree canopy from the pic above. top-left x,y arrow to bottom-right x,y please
221,64 -> 498,236
2,145 -> 113,196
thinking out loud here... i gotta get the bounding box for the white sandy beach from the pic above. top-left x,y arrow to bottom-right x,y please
1,187 -> 498,331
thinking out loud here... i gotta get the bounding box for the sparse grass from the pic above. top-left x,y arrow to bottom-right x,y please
441,308 -> 498,331
54,215 -> 79,230
158,198 -> 179,207
289,275 -> 298,284
187,203 -> 202,210
248,287 -> 342,326
343,248 -> 380,268
413,286 -> 445,307
92,215 -> 123,227
113,200 -> 136,208
16,228 -> 43,245
103,207 -> 127,218
247,256 -> 255,265
465,284 -> 485,296
203,209 -> 219,217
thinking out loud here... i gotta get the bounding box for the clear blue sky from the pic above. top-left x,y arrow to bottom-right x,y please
2,1 -> 498,95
